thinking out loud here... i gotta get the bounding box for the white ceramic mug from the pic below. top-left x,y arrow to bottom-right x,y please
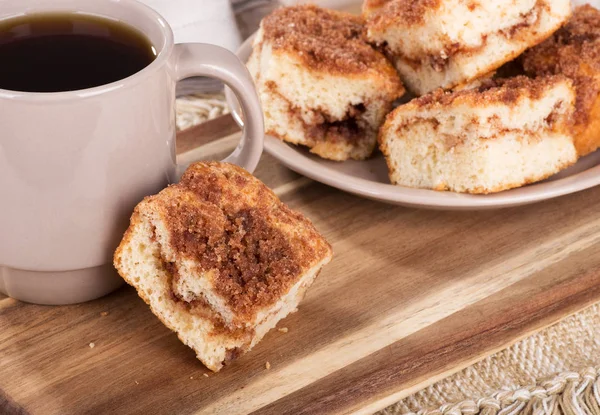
0,0 -> 264,305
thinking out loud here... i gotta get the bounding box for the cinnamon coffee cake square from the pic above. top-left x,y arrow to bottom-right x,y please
378,76 -> 577,193
364,0 -> 571,95
114,162 -> 333,371
248,5 -> 404,161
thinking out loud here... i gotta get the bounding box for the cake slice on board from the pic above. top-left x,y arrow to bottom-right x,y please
114,162 -> 333,371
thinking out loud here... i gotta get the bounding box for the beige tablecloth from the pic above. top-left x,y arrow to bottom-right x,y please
383,302 -> 600,415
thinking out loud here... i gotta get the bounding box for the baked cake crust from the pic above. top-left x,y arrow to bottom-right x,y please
261,5 -> 381,75
407,76 -> 570,110
256,6 -> 404,87
364,0 -> 442,24
523,4 -> 600,156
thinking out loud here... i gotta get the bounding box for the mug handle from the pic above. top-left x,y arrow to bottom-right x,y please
172,43 -> 264,176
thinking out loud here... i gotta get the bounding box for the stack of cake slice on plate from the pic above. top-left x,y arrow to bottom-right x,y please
248,1 -> 600,194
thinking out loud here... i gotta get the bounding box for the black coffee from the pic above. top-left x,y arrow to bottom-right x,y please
0,13 -> 156,92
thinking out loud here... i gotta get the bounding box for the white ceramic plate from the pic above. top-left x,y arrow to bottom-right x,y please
226,34 -> 600,210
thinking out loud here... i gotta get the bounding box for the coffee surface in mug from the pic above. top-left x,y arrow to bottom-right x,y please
0,13 -> 156,92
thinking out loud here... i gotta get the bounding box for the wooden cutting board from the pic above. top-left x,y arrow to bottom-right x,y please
2,126 -> 600,415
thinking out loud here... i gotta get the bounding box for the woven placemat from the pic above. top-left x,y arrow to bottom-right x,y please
383,302 -> 600,415
176,95 -> 600,415
176,93 -> 230,132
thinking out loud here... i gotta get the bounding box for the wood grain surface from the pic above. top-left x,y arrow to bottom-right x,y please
2,130 -> 600,415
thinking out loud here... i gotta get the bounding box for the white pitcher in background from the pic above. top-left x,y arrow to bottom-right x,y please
137,0 -> 242,51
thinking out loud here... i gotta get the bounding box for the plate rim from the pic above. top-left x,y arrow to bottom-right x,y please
228,34 -> 600,209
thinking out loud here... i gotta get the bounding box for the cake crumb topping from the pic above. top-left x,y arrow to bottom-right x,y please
156,162 -> 332,322
366,0 -> 442,28
411,75 -> 571,108
523,5 -> 600,126
261,5 -> 381,74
